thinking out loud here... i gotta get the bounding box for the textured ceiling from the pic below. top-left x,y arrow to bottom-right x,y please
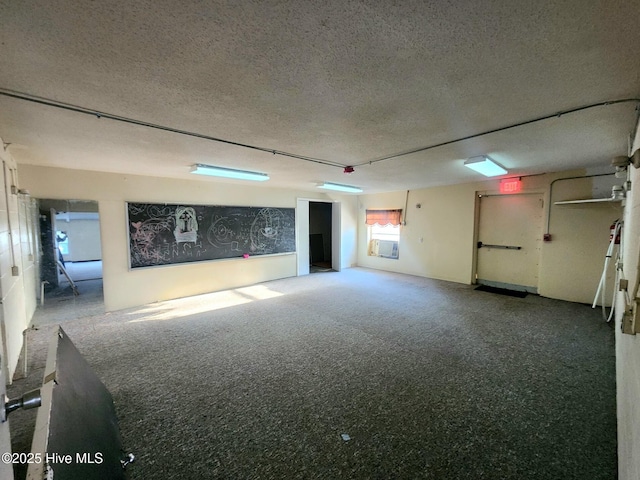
1,0 -> 639,193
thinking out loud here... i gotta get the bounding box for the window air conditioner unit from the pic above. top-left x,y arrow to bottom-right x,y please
371,240 -> 399,259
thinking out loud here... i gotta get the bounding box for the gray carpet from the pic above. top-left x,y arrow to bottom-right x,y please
8,268 -> 616,479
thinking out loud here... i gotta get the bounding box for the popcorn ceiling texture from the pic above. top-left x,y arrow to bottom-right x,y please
1,1 -> 639,192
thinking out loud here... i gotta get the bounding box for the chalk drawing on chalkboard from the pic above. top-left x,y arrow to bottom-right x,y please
250,208 -> 286,253
148,205 -> 173,217
206,216 -> 241,251
128,204 -> 146,215
174,206 -> 198,243
130,218 -> 173,265
127,202 -> 295,268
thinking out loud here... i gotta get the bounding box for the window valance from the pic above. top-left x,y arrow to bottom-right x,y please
365,209 -> 403,226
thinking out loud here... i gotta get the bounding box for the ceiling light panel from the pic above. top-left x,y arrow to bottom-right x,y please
317,182 -> 363,193
190,164 -> 269,181
463,155 -> 507,177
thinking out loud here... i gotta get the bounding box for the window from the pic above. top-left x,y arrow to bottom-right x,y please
366,209 -> 401,259
56,231 -> 69,255
370,223 -> 400,242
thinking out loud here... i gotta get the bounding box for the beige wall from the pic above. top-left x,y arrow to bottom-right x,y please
358,170 -> 620,304
18,162 -> 617,313
18,165 -> 357,311
616,122 -> 640,480
16,162 -> 622,344
339,196 -> 359,268
357,185 -> 477,283
539,174 -> 621,304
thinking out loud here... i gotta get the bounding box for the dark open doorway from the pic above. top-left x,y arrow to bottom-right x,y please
309,202 -> 333,273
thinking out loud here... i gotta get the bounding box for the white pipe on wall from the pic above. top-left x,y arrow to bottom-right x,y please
592,220 -> 621,319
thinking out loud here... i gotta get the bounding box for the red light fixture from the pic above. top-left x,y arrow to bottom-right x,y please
499,178 -> 522,194
343,166 -> 355,174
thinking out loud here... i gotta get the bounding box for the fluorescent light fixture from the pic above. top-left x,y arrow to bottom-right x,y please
190,164 -> 269,181
464,155 -> 507,177
317,182 -> 363,193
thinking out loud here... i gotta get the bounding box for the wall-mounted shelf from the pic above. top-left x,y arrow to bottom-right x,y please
554,197 -> 623,205
555,184 -> 627,205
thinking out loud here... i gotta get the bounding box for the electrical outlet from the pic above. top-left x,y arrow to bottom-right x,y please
622,309 -> 635,335
622,300 -> 639,335
11,266 -> 19,276
631,149 -> 640,169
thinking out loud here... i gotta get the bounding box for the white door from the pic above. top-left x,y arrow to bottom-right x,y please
476,194 -> 543,293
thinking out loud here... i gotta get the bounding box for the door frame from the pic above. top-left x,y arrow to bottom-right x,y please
472,191 -> 544,290
296,198 -> 342,276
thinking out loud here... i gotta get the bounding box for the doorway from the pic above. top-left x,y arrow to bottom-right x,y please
296,199 -> 341,275
37,199 -> 104,321
475,193 -> 543,293
309,202 -> 333,273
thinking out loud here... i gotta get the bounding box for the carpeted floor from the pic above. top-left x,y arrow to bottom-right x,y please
8,267 -> 616,479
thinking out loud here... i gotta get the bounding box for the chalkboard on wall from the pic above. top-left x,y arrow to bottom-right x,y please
127,202 -> 296,268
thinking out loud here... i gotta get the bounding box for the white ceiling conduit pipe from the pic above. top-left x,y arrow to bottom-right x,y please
592,219 -> 622,322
